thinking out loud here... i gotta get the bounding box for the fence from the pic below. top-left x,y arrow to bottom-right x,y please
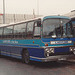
0,14 -> 42,24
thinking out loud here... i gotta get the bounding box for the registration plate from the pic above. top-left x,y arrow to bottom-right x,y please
58,58 -> 66,60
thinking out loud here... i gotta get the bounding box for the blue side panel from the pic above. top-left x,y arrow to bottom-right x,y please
0,44 -> 45,60
0,45 -> 22,59
0,45 -> 10,56
5,54 -> 10,56
1,52 -> 6,56
28,48 -> 45,58
10,47 -> 22,55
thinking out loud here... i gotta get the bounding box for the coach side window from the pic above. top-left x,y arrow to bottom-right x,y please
14,23 -> 26,39
27,21 -> 34,39
3,26 -> 13,39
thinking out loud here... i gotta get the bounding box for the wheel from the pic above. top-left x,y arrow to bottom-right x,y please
22,50 -> 30,64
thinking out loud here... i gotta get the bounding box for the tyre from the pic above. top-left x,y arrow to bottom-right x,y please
22,50 -> 30,64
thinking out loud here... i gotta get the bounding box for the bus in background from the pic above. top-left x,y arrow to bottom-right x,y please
71,18 -> 75,36
0,16 -> 75,64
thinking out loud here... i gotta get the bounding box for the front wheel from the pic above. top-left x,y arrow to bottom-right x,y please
22,50 -> 30,64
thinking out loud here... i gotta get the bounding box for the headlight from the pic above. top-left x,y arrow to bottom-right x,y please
73,51 -> 75,54
44,47 -> 54,57
50,48 -> 54,53
70,47 -> 75,51
70,47 -> 73,51
70,47 -> 75,55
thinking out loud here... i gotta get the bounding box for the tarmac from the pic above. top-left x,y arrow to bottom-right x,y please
0,55 -> 75,75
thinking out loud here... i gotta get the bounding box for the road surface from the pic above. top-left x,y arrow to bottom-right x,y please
0,55 -> 75,75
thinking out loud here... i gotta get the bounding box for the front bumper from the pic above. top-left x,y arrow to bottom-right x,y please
41,54 -> 75,62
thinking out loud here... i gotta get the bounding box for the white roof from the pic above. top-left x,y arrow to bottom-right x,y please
0,17 -> 42,27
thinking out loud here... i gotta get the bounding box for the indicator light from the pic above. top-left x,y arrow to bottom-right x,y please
45,44 -> 48,46
33,41 -> 34,43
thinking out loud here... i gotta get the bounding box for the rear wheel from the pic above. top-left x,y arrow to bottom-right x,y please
22,50 -> 30,64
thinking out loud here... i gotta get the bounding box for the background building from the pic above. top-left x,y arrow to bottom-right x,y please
64,10 -> 75,18
0,14 -> 42,24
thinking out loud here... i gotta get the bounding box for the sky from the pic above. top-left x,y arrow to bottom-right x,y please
0,0 -> 75,15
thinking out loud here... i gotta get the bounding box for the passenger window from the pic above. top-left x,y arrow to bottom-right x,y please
27,21 -> 34,39
14,23 -> 26,38
3,26 -> 13,38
